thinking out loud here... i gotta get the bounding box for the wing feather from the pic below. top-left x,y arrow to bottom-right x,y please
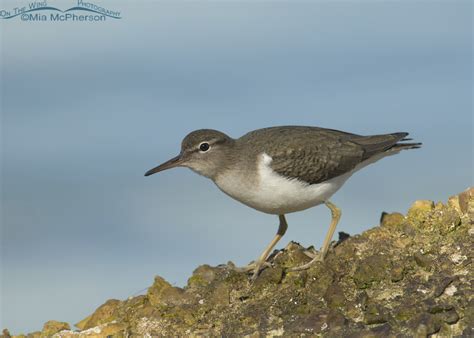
238,126 -> 419,185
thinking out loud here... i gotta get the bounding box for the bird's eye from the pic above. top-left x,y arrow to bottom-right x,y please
199,142 -> 210,152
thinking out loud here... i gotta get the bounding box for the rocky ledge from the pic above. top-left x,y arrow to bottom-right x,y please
4,188 -> 473,337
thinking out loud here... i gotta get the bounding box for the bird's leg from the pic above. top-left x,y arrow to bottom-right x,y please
289,201 -> 341,271
232,215 -> 288,280
319,201 -> 341,258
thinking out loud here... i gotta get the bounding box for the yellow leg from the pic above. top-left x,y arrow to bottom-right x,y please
252,214 -> 288,275
234,215 -> 288,280
289,200 -> 341,271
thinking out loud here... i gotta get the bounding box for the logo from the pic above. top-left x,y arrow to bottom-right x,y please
0,0 -> 121,22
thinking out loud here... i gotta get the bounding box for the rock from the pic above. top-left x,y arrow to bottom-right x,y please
390,263 -> 405,282
448,195 -> 462,212
369,323 -> 393,336
74,316 -> 91,331
407,200 -> 435,226
411,313 -> 443,336
433,276 -> 455,297
364,303 -> 388,325
75,299 -> 121,330
41,320 -> 70,336
353,254 -> 390,289
285,309 -> 348,335
253,266 -> 283,286
147,276 -> 191,307
13,188 -> 474,337
380,212 -> 405,227
209,282 -> 231,306
335,231 -> 351,245
92,322 -> 127,337
457,187 -> 473,214
323,282 -> 346,309
439,309 -> 460,324
413,252 -> 433,271
409,199 -> 435,213
53,322 -> 127,338
275,241 -> 312,268
187,264 -> 219,288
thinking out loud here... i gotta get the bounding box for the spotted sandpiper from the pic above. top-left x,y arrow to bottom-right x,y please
145,126 -> 421,279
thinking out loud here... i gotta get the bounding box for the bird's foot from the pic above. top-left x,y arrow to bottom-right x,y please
227,260 -> 272,280
288,251 -> 324,272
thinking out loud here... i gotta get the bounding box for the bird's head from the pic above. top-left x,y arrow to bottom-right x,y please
145,129 -> 235,179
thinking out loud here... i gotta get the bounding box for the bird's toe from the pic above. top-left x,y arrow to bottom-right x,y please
288,252 -> 324,272
227,260 -> 272,280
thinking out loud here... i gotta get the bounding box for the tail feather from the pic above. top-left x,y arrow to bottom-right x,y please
346,132 -> 421,173
391,142 -> 422,151
392,133 -> 422,151
349,132 -> 421,160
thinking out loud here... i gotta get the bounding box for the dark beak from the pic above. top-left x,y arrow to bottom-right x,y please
144,154 -> 182,176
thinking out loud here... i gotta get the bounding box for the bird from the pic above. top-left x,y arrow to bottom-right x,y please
145,126 -> 421,279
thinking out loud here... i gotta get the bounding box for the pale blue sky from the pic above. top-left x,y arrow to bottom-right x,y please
1,0 -> 472,334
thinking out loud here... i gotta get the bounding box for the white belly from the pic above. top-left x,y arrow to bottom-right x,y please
215,153 -> 351,215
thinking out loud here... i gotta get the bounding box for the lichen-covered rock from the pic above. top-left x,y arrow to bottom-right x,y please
456,187 -> 473,215
1,329 -> 11,338
44,321 -> 127,338
10,188 -> 474,337
41,320 -> 70,336
407,199 -> 435,228
380,211 -> 405,228
187,264 -> 219,288
147,276 -> 192,307
75,299 -> 121,330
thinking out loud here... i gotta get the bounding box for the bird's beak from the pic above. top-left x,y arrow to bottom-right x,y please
144,154 -> 183,176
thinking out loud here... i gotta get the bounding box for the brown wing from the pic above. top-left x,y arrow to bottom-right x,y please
267,130 -> 364,184
240,126 -> 412,185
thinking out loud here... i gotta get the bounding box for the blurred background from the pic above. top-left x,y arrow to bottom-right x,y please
1,0 -> 472,334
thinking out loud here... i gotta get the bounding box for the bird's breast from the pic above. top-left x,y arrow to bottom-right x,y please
214,153 -> 350,215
